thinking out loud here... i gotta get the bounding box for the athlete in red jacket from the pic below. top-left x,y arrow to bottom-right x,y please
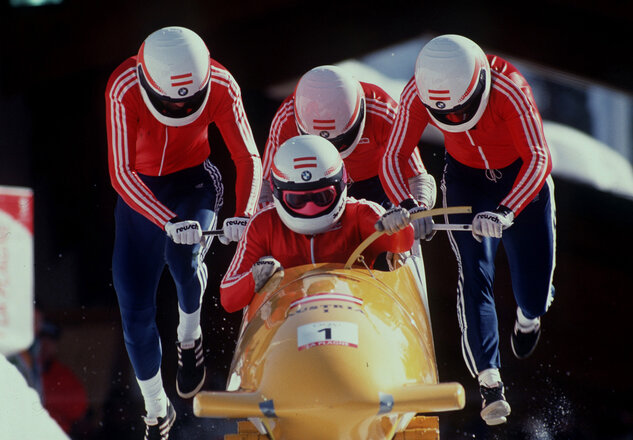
221,135 -> 414,313
379,35 -> 556,425
258,65 -> 435,214
105,26 -> 261,439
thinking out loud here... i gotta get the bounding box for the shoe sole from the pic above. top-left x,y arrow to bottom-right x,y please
176,367 -> 207,399
481,400 -> 511,425
484,416 -> 508,426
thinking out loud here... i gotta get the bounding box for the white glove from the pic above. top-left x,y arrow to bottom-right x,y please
408,172 -> 437,209
472,207 -> 514,242
409,205 -> 436,241
218,217 -> 249,245
165,219 -> 202,245
252,256 -> 283,292
375,206 -> 411,234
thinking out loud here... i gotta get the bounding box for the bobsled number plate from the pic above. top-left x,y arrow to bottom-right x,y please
297,321 -> 359,351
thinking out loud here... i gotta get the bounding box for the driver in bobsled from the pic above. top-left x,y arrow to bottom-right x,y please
220,134 -> 415,313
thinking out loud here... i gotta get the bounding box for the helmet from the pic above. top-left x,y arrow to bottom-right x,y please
271,135 -> 348,235
414,34 -> 491,133
294,65 -> 366,159
137,26 -> 211,127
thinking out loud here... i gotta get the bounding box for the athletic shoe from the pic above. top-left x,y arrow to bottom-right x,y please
176,336 -> 206,398
511,318 -> 541,359
143,399 -> 176,440
479,382 -> 511,426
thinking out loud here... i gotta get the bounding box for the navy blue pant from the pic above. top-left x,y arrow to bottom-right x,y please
113,160 -> 223,380
441,155 -> 556,377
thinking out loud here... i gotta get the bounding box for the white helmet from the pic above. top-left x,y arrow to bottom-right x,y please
414,34 -> 491,133
137,26 -> 211,127
271,135 -> 348,235
294,65 -> 366,159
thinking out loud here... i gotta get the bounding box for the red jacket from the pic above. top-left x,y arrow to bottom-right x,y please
106,56 -> 262,228
220,199 -> 414,313
381,55 -> 552,216
261,82 -> 425,184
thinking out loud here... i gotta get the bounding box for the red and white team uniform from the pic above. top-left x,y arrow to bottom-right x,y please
106,56 -> 262,228
262,82 -> 425,191
381,55 -> 552,216
220,200 -> 414,313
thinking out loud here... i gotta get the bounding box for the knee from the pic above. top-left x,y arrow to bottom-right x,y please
518,285 -> 555,319
167,245 -> 200,280
119,305 -> 158,344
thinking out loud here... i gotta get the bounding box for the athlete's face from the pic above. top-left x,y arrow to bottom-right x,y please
161,101 -> 186,112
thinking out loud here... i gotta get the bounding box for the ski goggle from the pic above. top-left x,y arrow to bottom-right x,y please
282,186 -> 337,215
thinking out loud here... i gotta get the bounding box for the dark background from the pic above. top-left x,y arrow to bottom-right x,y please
1,1 -> 632,439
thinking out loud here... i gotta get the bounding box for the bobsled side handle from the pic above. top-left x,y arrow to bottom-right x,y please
344,206 -> 472,269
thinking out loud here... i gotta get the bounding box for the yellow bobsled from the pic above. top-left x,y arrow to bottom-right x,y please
194,207 -> 468,440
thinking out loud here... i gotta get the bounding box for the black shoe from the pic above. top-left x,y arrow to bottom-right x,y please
143,399 -> 176,440
176,336 -> 206,398
511,318 -> 541,359
480,382 -> 511,426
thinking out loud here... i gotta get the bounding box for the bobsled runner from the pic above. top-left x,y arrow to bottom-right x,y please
194,207 -> 470,439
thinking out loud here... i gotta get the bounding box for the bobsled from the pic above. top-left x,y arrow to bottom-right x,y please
194,207 -> 470,440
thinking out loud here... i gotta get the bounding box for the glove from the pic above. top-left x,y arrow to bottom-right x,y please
252,256 -> 283,292
165,218 -> 202,245
400,198 -> 435,241
408,172 -> 437,209
218,217 -> 249,245
472,206 -> 515,242
410,206 -> 436,241
375,206 -> 410,234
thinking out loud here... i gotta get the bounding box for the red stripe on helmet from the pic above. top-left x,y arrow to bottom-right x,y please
428,89 -> 451,101
293,156 -> 318,169
313,119 -> 336,130
172,80 -> 194,87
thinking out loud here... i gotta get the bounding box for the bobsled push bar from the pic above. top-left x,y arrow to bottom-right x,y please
202,207 -> 472,237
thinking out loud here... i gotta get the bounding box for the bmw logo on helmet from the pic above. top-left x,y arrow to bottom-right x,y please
436,101 -> 446,109
178,87 -> 189,96
319,131 -> 330,139
301,170 -> 312,181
